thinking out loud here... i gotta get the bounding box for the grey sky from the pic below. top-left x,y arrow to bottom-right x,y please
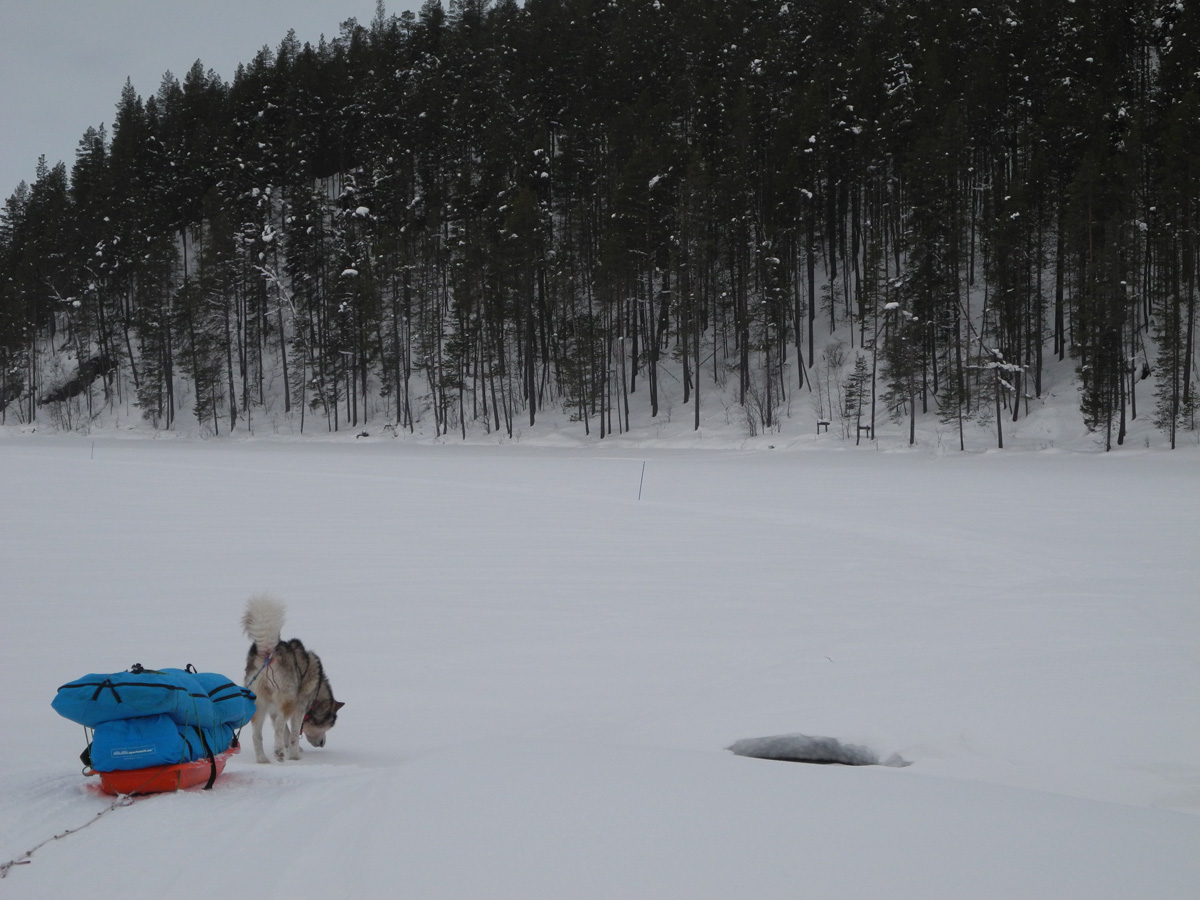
1,0 -> 421,201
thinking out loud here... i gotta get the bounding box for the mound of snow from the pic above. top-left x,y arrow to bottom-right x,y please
728,733 -> 911,767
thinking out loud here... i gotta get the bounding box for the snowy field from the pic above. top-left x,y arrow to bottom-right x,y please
1,432 -> 1197,898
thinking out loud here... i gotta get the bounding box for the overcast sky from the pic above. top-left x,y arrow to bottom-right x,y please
1,0 -> 422,200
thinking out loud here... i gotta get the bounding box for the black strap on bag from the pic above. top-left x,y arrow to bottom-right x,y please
181,664 -> 218,789
89,677 -> 122,703
192,726 -> 218,790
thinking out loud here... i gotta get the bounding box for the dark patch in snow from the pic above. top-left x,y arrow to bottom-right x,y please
728,734 -> 911,768
39,355 -> 116,404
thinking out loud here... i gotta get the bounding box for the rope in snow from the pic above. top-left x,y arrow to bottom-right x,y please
0,794 -> 135,879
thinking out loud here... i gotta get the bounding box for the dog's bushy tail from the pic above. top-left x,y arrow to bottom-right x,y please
242,593 -> 286,653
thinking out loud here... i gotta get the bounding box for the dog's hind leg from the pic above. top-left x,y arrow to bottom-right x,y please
250,705 -> 270,764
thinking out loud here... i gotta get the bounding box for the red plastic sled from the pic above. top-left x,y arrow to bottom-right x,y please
85,745 -> 239,795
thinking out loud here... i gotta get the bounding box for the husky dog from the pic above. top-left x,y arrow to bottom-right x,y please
242,594 -> 344,763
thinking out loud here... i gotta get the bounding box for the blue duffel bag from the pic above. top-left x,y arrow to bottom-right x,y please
190,672 -> 257,726
90,715 -> 188,770
89,717 -> 241,771
53,665 -> 235,729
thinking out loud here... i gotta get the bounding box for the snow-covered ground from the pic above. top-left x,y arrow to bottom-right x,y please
1,427 -> 1197,897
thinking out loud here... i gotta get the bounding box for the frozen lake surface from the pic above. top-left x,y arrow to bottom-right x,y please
1,435 -> 1197,898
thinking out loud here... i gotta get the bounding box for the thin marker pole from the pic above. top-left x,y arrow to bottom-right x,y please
637,461 -> 646,501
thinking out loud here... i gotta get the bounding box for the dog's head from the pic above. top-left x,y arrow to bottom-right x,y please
302,699 -> 345,748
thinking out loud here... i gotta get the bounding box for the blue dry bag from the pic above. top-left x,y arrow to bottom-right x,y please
54,664 -> 256,772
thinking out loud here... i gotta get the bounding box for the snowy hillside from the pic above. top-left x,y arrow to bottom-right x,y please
10,323 -> 1194,456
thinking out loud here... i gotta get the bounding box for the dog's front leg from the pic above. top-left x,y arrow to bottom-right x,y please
275,700 -> 303,760
272,708 -> 291,762
285,707 -> 305,760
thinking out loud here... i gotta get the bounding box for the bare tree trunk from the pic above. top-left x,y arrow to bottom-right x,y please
994,366 -> 1004,450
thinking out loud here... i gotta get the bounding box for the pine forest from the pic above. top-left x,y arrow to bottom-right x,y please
1,0 -> 1197,449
